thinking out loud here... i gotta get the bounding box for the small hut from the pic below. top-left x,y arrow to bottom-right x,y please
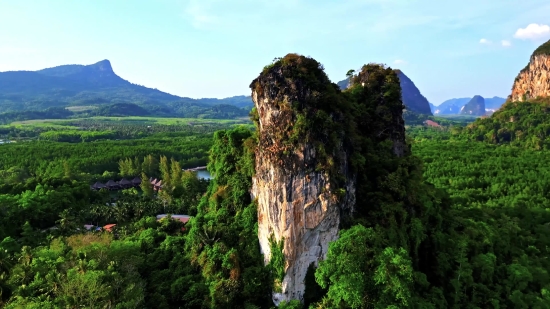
156,214 -> 191,224
103,224 -> 116,232
118,178 -> 132,189
91,182 -> 106,191
154,180 -> 163,192
148,178 -> 164,191
104,180 -> 120,190
156,214 -> 191,231
131,177 -> 142,187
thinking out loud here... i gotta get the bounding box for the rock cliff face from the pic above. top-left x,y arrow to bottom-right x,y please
510,39 -> 550,102
461,95 -> 486,116
249,56 -> 408,305
250,55 -> 356,304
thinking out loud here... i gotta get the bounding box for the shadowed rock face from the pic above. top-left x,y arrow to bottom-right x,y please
394,70 -> 432,115
250,54 -> 356,304
510,40 -> 550,102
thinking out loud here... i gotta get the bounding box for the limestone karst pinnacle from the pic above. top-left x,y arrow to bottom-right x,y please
249,54 -> 408,304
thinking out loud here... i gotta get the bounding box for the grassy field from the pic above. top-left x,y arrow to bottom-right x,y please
65,105 -> 98,112
433,114 -> 478,121
8,116 -> 252,127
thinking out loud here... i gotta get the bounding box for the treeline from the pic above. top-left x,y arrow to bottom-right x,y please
0,136 -> 211,183
1,118 -> 250,142
403,110 -> 476,127
459,99 -> 550,149
0,107 -> 73,124
38,129 -> 117,142
0,101 -> 251,124
0,174 -> 208,308
414,137 -> 550,207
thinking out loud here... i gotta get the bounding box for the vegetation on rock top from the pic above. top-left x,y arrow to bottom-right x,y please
531,39 -> 550,57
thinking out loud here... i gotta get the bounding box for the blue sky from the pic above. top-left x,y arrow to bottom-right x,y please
1,0 -> 549,105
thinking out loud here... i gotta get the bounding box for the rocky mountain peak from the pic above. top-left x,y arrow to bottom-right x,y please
89,59 -> 114,73
509,39 -> 550,102
394,70 -> 432,115
461,95 -> 486,116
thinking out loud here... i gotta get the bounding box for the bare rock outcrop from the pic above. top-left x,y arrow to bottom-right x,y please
510,39 -> 550,102
250,54 -> 355,304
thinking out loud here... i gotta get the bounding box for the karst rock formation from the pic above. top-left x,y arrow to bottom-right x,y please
249,54 -> 407,304
510,39 -> 550,102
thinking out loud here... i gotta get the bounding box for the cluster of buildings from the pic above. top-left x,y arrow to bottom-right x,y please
84,214 -> 191,233
89,166 -> 209,192
423,120 -> 442,128
90,177 -> 165,192
90,177 -> 143,191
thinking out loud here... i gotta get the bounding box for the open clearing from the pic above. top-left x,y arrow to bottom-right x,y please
9,116 -> 252,128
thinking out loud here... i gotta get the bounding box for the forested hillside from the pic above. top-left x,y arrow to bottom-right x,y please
0,60 -> 253,119
459,98 -> 550,149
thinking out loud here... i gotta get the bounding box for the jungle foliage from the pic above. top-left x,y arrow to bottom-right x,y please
459,98 -> 550,150
1,53 -> 550,308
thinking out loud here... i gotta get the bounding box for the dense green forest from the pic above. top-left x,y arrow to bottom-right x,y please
459,98 -> 550,149
1,117 -> 550,308
0,116 -> 250,141
0,102 -> 250,124
1,58 -> 550,308
402,110 -> 476,127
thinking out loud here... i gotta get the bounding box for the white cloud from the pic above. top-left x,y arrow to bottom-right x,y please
479,38 -> 491,44
513,23 -> 550,40
184,0 -> 218,29
393,59 -> 407,65
501,40 -> 511,47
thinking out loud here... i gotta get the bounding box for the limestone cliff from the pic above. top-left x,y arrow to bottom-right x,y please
250,54 -> 355,304
510,39 -> 550,102
250,55 -> 407,304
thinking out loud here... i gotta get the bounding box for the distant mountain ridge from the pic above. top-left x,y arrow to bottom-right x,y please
0,60 -> 254,117
433,96 -> 505,115
338,69 -> 432,115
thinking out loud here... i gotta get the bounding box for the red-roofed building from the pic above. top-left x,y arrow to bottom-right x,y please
423,120 -> 441,128
103,224 -> 116,232
156,214 -> 191,231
